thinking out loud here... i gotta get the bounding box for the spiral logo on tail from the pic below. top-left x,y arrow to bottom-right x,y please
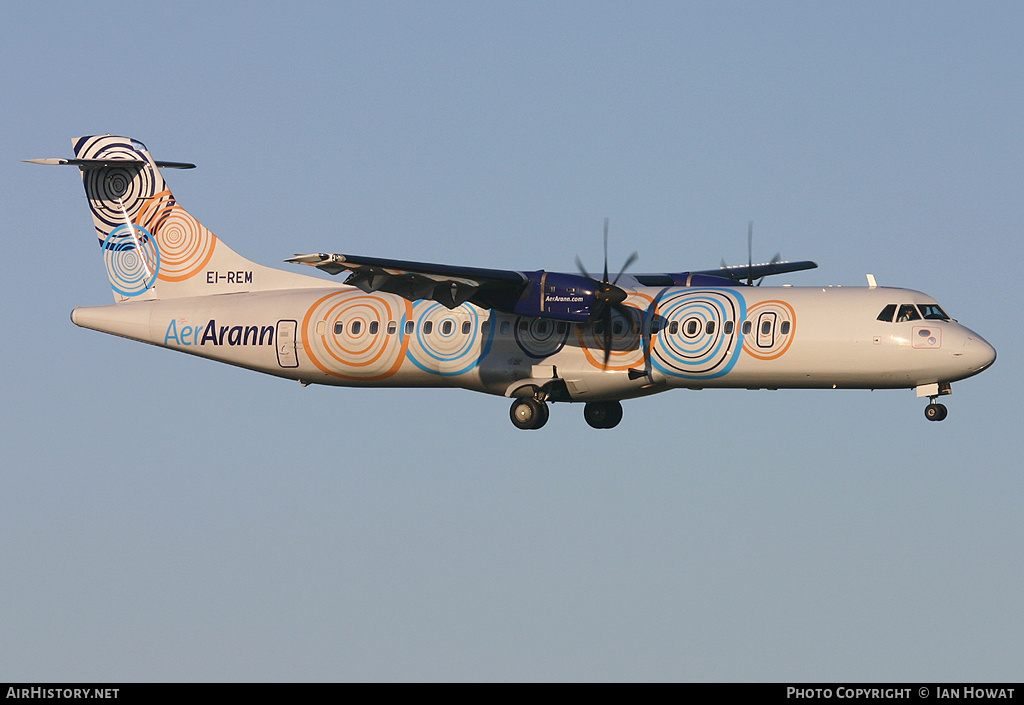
137,192 -> 217,282
102,224 -> 160,297
652,290 -> 744,378
81,145 -> 159,233
302,291 -> 413,380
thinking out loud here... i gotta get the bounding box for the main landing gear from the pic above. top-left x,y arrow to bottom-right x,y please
583,400 -> 623,429
510,397 -> 549,430
508,398 -> 624,430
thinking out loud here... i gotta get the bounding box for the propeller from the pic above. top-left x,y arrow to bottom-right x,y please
722,221 -> 782,286
746,221 -> 782,286
575,218 -> 638,369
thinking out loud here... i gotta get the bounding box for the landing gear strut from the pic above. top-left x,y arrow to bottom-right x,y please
584,400 -> 623,429
510,397 -> 549,430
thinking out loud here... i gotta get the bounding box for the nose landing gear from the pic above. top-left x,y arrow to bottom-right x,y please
917,382 -> 952,422
924,401 -> 948,422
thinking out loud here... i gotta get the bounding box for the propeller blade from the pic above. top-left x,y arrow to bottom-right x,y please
612,250 -> 638,285
575,255 -> 591,280
643,301 -> 655,378
602,217 -> 610,284
580,217 -> 641,368
747,221 -> 754,286
755,253 -> 781,286
602,306 -> 614,370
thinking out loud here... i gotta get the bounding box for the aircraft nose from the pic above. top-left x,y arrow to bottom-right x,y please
963,333 -> 996,374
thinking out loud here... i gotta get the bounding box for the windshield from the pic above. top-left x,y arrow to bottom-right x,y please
918,303 -> 950,320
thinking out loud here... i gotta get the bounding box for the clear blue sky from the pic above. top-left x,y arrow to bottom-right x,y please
1,1 -> 1020,681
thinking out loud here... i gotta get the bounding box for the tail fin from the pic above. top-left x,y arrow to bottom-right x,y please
31,135 -> 326,302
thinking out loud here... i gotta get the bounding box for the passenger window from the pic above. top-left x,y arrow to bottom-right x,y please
462,320 -> 471,335
441,320 -> 453,335
613,320 -> 624,335
334,321 -> 344,335
387,321 -> 397,335
351,321 -> 362,335
877,304 -> 897,322
724,321 -> 734,335
761,320 -> 772,336
706,321 -> 716,335
500,321 -> 510,335
781,321 -> 791,335
896,304 -> 921,322
742,321 -> 752,335
669,321 -> 679,335
369,321 -> 379,335
686,320 -> 698,336
424,321 -> 434,334
538,321 -> 550,335
405,321 -> 415,334
556,322 -> 567,334
482,320 -> 490,335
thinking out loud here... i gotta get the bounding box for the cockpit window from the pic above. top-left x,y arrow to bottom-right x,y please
918,303 -> 950,321
877,304 -> 897,322
896,304 -> 921,322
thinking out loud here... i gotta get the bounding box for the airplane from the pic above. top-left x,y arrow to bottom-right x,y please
27,135 -> 996,430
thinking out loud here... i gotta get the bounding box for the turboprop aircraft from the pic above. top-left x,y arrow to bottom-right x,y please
28,135 -> 996,429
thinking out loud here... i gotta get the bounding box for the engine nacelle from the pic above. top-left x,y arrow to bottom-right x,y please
511,271 -> 599,322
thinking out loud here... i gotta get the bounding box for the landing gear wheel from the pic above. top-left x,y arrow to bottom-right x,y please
510,398 -> 549,430
584,400 -> 623,429
924,403 -> 948,422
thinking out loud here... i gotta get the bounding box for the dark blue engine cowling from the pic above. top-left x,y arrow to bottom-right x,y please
511,271 -> 599,322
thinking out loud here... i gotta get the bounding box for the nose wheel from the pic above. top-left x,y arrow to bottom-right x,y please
924,401 -> 948,422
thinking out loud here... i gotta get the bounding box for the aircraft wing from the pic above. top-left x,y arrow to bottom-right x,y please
286,252 -> 529,309
286,252 -> 820,316
690,260 -> 818,283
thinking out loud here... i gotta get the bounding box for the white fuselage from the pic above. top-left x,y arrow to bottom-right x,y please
71,282 -> 996,403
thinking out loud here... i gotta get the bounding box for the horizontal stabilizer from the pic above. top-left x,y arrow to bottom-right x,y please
23,158 -> 195,169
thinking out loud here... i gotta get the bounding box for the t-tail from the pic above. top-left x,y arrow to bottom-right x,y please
27,135 -> 325,302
